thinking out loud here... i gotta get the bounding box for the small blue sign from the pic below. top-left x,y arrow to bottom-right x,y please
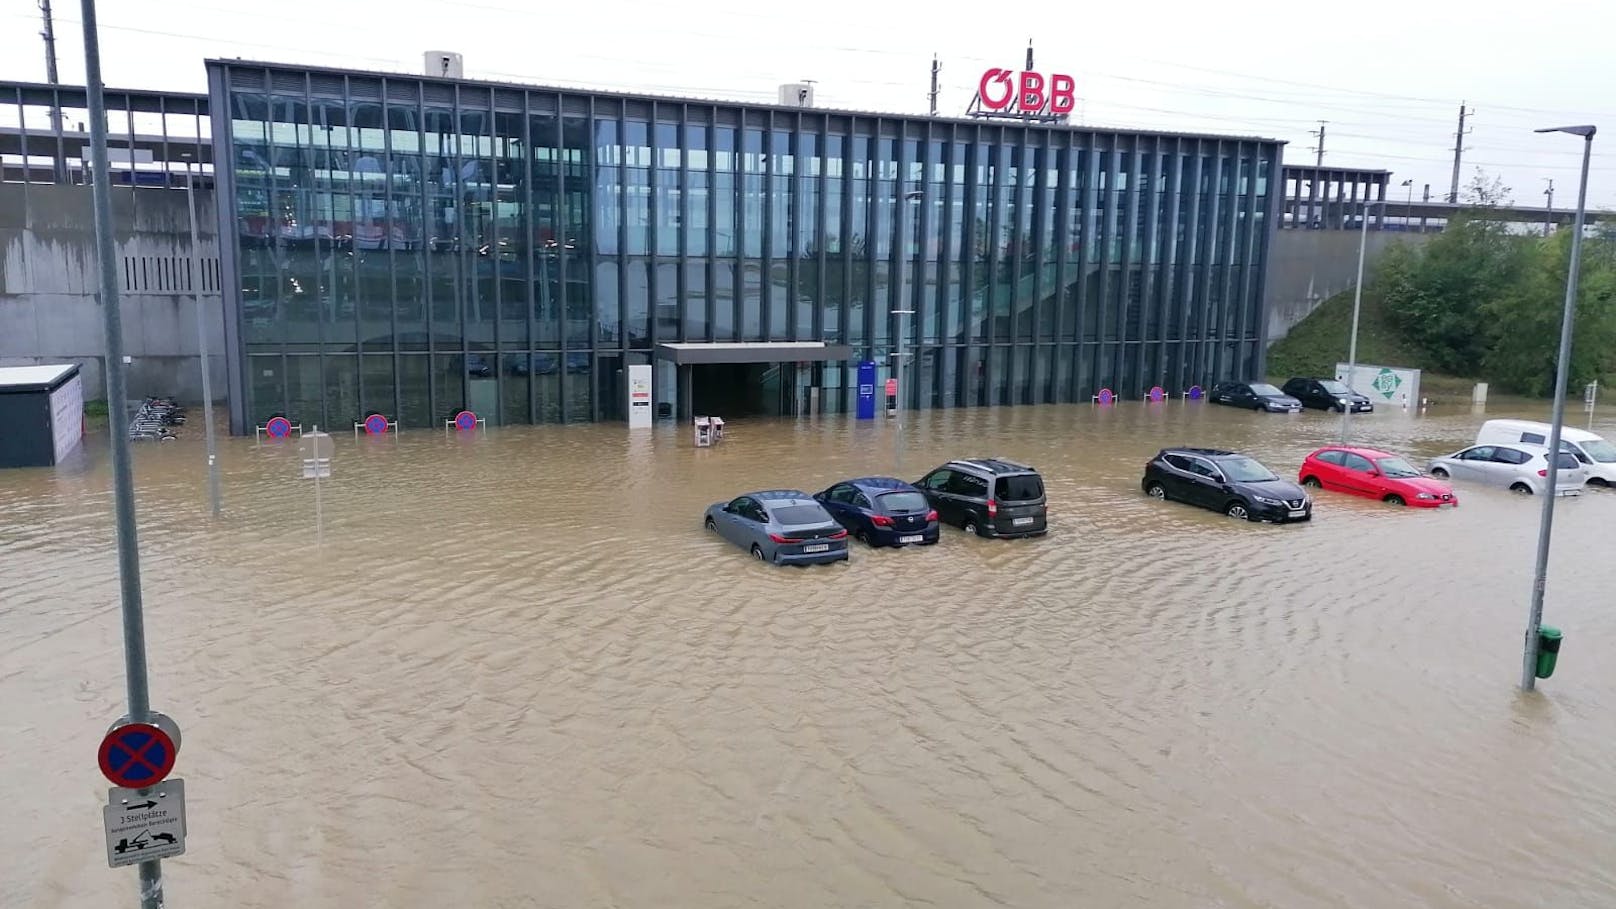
856,361 -> 877,420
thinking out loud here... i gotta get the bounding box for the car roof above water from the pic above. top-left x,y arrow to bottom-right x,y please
844,476 -> 917,491
752,489 -> 815,502
1161,446 -> 1238,458
948,458 -> 1038,475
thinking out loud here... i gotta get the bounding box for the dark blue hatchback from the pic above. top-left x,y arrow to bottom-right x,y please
814,477 -> 940,547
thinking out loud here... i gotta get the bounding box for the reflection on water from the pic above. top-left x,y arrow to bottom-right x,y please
5,400 -> 1616,908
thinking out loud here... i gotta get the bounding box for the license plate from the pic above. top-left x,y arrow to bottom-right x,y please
1288,509 -> 1307,518
898,535 -> 923,544
1012,517 -> 1035,526
1439,502 -> 1455,509
802,543 -> 829,553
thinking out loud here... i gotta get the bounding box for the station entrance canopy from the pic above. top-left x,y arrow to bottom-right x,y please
654,342 -> 853,365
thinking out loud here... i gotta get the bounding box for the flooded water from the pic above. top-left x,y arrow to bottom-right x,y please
6,399 -> 1616,908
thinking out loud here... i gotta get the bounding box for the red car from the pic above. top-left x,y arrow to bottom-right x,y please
1298,446 -> 1458,508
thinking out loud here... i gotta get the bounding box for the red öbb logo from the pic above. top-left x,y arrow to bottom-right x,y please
978,69 -> 1076,116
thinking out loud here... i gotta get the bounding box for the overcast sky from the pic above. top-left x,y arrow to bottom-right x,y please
3,0 -> 1612,208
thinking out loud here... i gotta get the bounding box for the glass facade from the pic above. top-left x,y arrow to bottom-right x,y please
209,62 -> 1283,432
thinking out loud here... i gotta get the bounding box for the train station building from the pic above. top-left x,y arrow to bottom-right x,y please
199,58 -> 1286,432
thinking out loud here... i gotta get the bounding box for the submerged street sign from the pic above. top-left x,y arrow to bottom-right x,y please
103,778 -> 187,868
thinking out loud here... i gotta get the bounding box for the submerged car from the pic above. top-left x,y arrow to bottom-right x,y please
1209,382 -> 1303,413
1427,444 -> 1585,496
915,458 -> 1048,538
1299,447 -> 1456,507
814,477 -> 940,547
1283,377 -> 1374,413
1142,447 -> 1312,522
703,490 -> 849,564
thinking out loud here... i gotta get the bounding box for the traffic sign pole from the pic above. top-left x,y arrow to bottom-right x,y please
79,1 -> 168,904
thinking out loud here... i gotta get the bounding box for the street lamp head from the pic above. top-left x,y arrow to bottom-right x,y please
1401,179 -> 1413,187
1536,125 -> 1597,138
903,189 -> 923,201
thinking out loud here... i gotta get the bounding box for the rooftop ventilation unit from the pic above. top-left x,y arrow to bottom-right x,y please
778,82 -> 815,108
425,51 -> 464,79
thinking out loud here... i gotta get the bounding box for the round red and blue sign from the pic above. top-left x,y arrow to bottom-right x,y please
364,414 -> 389,435
1147,386 -> 1166,402
1097,388 -> 1115,405
265,416 -> 292,438
98,722 -> 177,789
453,410 -> 477,432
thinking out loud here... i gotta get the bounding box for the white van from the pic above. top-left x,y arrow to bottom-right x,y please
1475,419 -> 1616,486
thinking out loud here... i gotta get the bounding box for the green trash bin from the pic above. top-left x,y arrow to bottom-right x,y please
1535,625 -> 1563,679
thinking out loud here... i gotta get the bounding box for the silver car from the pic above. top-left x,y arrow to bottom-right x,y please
1428,443 -> 1585,496
704,490 -> 850,565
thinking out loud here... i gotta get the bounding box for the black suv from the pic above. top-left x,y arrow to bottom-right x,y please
917,458 -> 1048,538
1282,377 -> 1373,413
1142,447 -> 1313,523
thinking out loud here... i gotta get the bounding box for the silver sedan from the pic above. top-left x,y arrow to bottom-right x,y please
704,490 -> 850,565
1428,444 -> 1585,496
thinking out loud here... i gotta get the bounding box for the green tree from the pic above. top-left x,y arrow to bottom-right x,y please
1374,215 -> 1530,374
1483,231 -> 1616,395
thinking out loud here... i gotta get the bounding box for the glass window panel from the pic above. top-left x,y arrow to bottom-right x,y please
684,262 -> 707,339
624,258 -> 650,346
564,353 -> 592,421
714,172 -> 736,256
325,355 -> 359,427
655,261 -> 678,342
656,169 -> 680,256
247,352 -> 284,424
596,261 -> 620,345
361,353 -> 395,421
768,262 -> 789,340
624,167 -> 649,254
713,263 -> 736,340
685,170 -> 709,256
685,123 -> 708,170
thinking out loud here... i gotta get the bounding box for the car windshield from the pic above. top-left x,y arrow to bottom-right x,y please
1217,456 -> 1277,482
1319,380 -> 1352,395
1375,456 -> 1421,478
995,475 -> 1044,501
877,491 -> 929,512
1579,439 -> 1616,463
769,504 -> 829,525
1249,383 -> 1283,396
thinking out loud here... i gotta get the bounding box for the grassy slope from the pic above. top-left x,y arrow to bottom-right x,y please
1266,288 -> 1477,398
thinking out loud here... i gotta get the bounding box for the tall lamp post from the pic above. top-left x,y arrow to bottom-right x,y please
182,154 -> 222,517
1521,123 -> 1596,692
891,187 -> 922,474
1339,196 -> 1388,444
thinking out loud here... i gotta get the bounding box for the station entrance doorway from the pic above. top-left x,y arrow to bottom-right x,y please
655,342 -> 853,421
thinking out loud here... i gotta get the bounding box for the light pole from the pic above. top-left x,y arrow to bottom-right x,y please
891,187 -> 922,474
1521,123 -> 1596,692
182,154 -> 222,517
1339,196 -> 1387,444
1401,178 -> 1413,229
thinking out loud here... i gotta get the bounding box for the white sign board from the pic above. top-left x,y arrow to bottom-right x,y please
1337,362 -> 1422,410
300,431 -> 333,479
104,778 -> 187,867
627,364 -> 653,429
49,374 -> 84,463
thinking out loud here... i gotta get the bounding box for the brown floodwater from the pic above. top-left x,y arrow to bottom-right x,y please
5,399 -> 1616,908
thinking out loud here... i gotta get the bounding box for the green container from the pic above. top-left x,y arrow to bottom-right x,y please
1535,625 -> 1563,679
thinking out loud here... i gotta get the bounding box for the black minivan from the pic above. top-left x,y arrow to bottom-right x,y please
916,458 -> 1048,538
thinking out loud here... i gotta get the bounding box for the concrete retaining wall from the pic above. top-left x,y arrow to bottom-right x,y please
0,182 -> 225,404
1264,229 -> 1429,343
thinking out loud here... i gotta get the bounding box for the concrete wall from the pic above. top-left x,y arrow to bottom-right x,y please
0,182 -> 224,404
1264,229 -> 1429,343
